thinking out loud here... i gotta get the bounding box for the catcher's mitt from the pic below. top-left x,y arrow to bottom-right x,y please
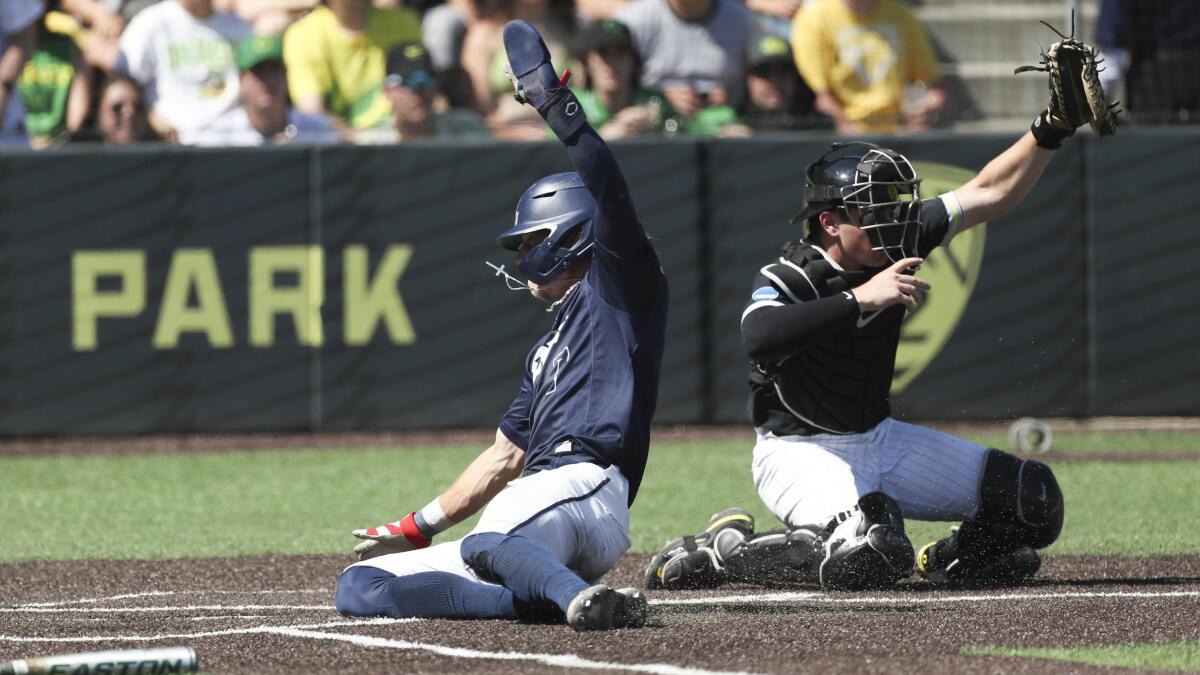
1015,14 -> 1120,136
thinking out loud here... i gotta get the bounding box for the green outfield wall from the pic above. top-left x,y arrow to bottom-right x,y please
0,131 -> 1194,435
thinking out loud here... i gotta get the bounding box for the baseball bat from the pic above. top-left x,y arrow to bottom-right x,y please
0,646 -> 196,674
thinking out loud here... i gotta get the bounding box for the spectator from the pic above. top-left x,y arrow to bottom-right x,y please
282,0 -> 421,131
60,0 -> 126,41
194,35 -> 339,144
18,9 -> 93,148
790,0 -> 945,134
572,19 -> 664,139
90,73 -> 157,143
213,0 -> 317,35
739,32 -> 825,132
461,0 -> 575,117
1096,0 -> 1200,125
359,40 -> 488,141
92,0 -> 252,144
616,0 -> 758,115
1,0 -> 44,147
93,0 -> 163,23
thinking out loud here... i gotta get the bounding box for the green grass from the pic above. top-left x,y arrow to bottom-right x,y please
1,431 -> 1198,562
955,430 -> 1200,454
964,640 -> 1200,672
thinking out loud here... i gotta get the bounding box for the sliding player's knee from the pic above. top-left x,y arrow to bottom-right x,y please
978,450 -> 1064,549
335,566 -> 390,617
460,532 -> 508,582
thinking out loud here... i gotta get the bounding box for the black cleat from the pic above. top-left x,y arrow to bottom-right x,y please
566,584 -> 647,631
917,538 -> 1041,588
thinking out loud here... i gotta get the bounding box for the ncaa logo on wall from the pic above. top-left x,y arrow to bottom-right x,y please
893,162 -> 987,393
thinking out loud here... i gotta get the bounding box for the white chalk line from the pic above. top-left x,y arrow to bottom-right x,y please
14,589 -> 328,608
0,604 -> 333,614
651,589 -> 1200,606
266,628 -> 760,675
0,618 -> 413,643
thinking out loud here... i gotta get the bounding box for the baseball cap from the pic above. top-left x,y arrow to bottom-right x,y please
575,19 -> 634,56
235,35 -> 284,72
747,34 -> 793,70
385,42 -> 437,90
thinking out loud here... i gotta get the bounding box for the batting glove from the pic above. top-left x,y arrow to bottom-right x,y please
503,19 -> 587,142
352,512 -> 432,553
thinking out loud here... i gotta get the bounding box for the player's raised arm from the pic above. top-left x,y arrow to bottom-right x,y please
502,21 -> 649,261
954,19 -> 1117,232
351,428 -> 525,560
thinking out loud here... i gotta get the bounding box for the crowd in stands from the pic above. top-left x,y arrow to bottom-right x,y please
13,0 -> 1188,149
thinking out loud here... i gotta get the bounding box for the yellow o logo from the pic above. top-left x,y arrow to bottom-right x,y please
892,162 -> 987,393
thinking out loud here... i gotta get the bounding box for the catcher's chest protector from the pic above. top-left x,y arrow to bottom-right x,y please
750,242 -> 903,436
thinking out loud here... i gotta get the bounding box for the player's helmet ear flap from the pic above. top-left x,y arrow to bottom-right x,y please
497,172 -> 596,284
791,142 -> 923,263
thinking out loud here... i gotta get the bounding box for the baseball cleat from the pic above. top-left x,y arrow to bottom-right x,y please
611,587 -> 649,628
704,507 -> 755,539
917,539 -> 1041,587
567,584 -> 645,631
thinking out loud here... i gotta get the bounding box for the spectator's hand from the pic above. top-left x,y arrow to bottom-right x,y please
601,104 -> 659,139
663,86 -> 702,117
80,32 -> 120,71
91,9 -> 126,41
746,0 -> 802,19
905,86 -> 947,131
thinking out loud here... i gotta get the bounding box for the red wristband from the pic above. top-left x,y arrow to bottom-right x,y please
384,512 -> 432,549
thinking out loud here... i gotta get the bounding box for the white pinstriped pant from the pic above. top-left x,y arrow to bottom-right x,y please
752,418 -> 990,527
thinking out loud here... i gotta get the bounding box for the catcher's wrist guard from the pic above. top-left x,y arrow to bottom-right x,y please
1031,109 -> 1074,149
504,20 -> 588,143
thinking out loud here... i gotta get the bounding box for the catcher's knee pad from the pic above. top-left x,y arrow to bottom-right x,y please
460,532 -> 507,583
978,449 -> 1064,549
819,492 -> 915,591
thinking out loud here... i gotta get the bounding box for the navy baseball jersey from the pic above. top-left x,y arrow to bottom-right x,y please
499,129 -> 669,506
740,193 -> 963,436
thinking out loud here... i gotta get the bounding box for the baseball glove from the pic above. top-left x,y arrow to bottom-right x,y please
1015,15 -> 1120,136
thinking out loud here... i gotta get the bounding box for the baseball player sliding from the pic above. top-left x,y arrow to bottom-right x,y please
335,21 -> 668,631
647,22 -> 1115,591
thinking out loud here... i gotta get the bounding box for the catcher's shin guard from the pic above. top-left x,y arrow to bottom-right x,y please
644,508 -> 755,589
917,450 -> 1061,587
818,492 -> 915,590
718,526 -> 825,587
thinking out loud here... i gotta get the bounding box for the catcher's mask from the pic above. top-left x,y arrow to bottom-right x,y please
790,142 -> 922,263
495,172 -> 595,284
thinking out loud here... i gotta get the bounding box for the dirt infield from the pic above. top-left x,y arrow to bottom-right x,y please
2,553 -> 1198,674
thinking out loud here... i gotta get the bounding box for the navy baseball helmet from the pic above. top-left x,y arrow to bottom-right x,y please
790,142 -> 923,263
497,172 -> 596,284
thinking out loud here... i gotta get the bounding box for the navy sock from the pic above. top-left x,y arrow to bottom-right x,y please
463,533 -> 590,614
336,566 -> 518,619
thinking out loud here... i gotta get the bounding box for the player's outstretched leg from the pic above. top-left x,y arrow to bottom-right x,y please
335,565 -> 518,619
916,449 -> 1063,587
462,532 -> 644,631
644,507 -> 755,589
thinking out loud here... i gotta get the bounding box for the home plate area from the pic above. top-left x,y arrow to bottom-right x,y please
1,554 -> 1197,674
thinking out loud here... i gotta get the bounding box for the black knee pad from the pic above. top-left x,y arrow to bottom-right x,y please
978,449 -> 1064,549
461,532 -> 506,582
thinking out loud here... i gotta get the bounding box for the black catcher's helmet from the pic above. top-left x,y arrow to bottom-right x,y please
790,142 -> 923,263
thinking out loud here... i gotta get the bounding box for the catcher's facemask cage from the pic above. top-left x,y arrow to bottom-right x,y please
791,142 -> 923,263
496,172 -> 596,284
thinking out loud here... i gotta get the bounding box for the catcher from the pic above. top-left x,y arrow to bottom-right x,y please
647,22 -> 1116,592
